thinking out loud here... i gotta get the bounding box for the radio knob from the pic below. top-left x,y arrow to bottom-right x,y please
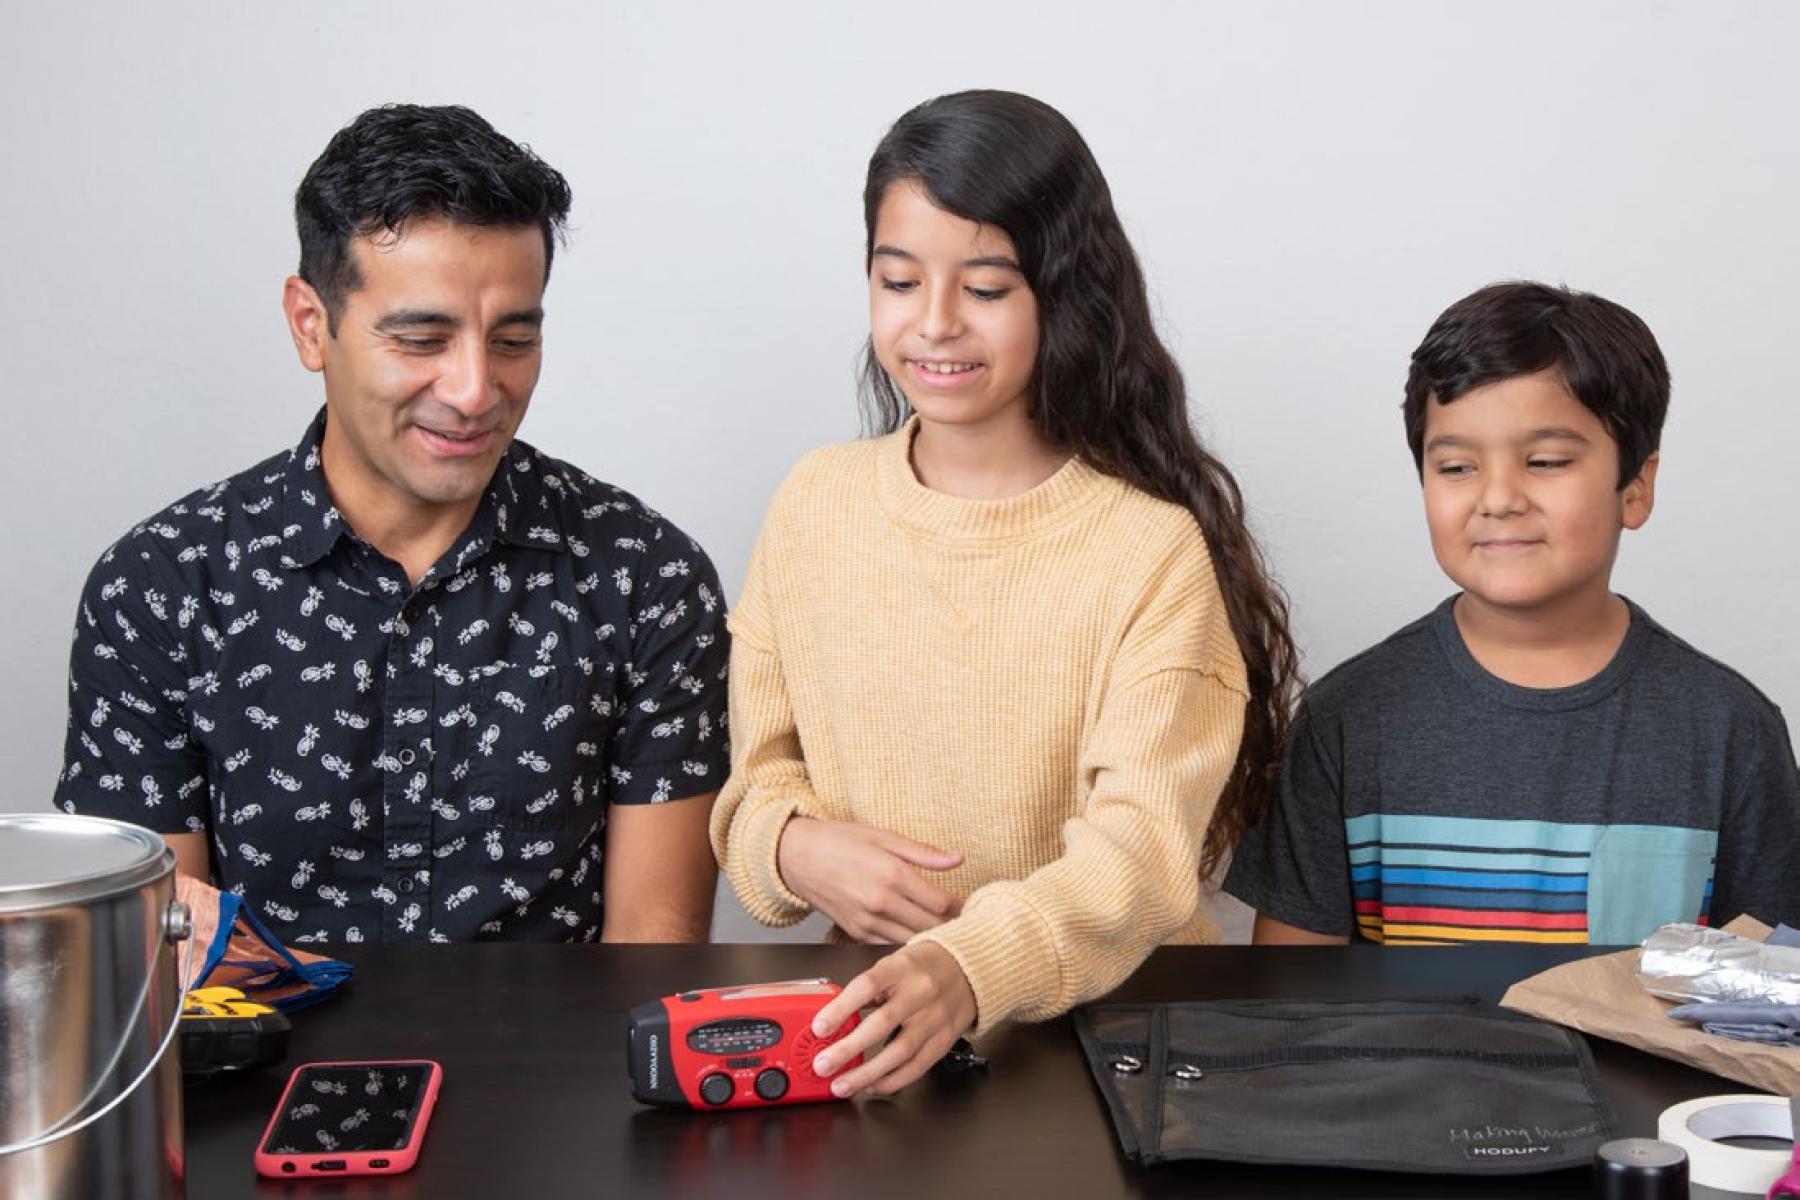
754,1068 -> 789,1102
698,1072 -> 735,1106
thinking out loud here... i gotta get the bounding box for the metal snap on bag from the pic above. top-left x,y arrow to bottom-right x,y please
1075,997 -> 1617,1175
0,814 -> 194,1199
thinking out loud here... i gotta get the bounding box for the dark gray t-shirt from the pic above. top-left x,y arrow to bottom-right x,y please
1225,596 -> 1800,943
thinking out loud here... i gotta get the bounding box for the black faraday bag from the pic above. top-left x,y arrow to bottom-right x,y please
1074,997 -> 1617,1174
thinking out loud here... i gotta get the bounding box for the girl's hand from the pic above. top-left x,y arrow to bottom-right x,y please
777,817 -> 964,943
810,941 -> 977,1097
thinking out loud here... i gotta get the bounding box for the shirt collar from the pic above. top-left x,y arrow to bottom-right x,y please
277,408 -> 567,573
276,409 -> 348,570
488,441 -> 568,554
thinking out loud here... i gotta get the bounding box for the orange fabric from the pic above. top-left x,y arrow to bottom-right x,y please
177,874 -> 341,1007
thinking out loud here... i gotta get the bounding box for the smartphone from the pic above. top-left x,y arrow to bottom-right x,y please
253,1060 -> 442,1178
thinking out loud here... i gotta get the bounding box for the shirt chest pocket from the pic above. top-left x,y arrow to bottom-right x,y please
447,665 -> 608,834
1586,826 -> 1720,943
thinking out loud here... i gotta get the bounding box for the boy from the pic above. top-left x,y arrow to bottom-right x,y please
1225,281 -> 1799,944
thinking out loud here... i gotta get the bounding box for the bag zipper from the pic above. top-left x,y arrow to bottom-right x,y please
1097,1039 -> 1580,1081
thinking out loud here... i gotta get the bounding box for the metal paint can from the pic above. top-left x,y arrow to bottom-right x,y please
0,813 -> 192,1198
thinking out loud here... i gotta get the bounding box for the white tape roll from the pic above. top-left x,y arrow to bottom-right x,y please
1656,1094 -> 1792,1196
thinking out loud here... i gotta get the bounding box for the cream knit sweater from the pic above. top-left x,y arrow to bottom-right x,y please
710,421 -> 1249,1034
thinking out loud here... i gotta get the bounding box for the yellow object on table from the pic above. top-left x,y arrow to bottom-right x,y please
183,986 -> 278,1019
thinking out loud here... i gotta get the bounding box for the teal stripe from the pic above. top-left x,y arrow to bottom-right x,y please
1348,845 -> 1593,875
1344,814 -> 1707,855
1345,814 -> 1601,853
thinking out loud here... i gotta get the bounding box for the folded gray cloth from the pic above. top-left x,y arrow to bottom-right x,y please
1769,924 -> 1800,949
1667,1000 -> 1800,1046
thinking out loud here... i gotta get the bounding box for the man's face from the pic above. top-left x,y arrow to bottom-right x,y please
298,218 -> 548,527
1420,368 -> 1656,618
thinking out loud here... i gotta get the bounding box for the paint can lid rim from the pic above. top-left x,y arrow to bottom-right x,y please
0,814 -> 171,912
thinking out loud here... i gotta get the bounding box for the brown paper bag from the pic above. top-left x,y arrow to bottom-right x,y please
1500,916 -> 1800,1095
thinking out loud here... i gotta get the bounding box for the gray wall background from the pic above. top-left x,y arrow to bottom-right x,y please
3,2 -> 1795,944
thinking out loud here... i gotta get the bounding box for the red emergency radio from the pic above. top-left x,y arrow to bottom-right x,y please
627,979 -> 863,1109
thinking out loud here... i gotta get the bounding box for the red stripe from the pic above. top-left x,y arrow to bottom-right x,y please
1379,906 -> 1587,930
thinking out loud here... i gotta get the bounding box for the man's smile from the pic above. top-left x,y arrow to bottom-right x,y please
414,424 -> 497,457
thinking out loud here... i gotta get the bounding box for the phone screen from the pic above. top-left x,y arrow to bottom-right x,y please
261,1063 -> 435,1155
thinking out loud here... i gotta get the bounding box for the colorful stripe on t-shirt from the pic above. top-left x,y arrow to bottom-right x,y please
1346,814 -> 1717,945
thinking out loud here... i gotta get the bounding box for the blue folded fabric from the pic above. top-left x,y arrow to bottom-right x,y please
1667,1000 -> 1800,1046
1768,924 -> 1800,949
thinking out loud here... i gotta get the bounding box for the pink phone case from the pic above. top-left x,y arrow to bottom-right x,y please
253,1059 -> 442,1179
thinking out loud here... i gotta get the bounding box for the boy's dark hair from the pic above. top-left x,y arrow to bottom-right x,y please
1403,282 -> 1670,488
295,104 -> 572,331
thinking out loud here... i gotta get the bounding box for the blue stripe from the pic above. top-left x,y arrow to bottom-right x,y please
1353,862 -> 1595,886
1351,865 -> 1590,893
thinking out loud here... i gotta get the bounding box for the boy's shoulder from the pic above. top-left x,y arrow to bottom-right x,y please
1300,603 -> 1450,720
1303,596 -> 1788,740
1628,601 -> 1788,727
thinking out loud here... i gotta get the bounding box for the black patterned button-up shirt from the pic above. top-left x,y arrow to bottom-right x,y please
57,411 -> 730,944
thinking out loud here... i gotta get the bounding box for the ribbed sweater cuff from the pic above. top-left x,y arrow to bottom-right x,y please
913,894 -> 1058,1037
733,796 -> 813,926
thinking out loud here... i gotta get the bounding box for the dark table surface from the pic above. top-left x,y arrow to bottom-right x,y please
182,942 -> 1738,1198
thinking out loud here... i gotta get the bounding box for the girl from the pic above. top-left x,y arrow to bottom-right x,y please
711,90 -> 1299,1097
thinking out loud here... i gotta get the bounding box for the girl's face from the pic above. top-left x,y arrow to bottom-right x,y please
868,180 -> 1039,433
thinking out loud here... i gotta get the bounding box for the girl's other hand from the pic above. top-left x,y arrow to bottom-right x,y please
810,941 -> 978,1097
776,817 -> 964,943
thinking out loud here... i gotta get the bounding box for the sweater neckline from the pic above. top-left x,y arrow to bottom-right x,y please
874,416 -> 1106,543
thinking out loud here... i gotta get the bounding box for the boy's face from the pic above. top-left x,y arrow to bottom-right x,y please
1420,369 -> 1657,618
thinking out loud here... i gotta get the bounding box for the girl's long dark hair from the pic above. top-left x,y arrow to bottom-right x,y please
860,90 -> 1301,877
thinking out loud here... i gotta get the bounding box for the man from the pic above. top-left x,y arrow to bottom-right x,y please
56,105 -> 728,944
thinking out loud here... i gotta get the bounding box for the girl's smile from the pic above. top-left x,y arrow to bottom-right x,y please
868,180 -> 1037,433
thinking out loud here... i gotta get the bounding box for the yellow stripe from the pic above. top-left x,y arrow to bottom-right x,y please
1355,922 -> 1458,947
1379,937 -> 1459,946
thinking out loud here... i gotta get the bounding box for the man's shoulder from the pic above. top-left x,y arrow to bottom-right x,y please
505,440 -> 719,571
84,444 -> 302,583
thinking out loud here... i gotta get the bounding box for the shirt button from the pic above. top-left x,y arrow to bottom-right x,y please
397,877 -> 417,895
399,749 -> 416,765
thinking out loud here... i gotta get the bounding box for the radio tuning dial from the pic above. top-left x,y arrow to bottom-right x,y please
699,1073 -> 735,1106
754,1068 -> 789,1102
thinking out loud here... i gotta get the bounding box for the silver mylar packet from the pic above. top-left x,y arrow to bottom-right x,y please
1638,922 -> 1800,1005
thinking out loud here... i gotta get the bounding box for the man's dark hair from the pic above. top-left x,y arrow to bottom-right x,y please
295,104 -> 572,330
1403,281 -> 1670,489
